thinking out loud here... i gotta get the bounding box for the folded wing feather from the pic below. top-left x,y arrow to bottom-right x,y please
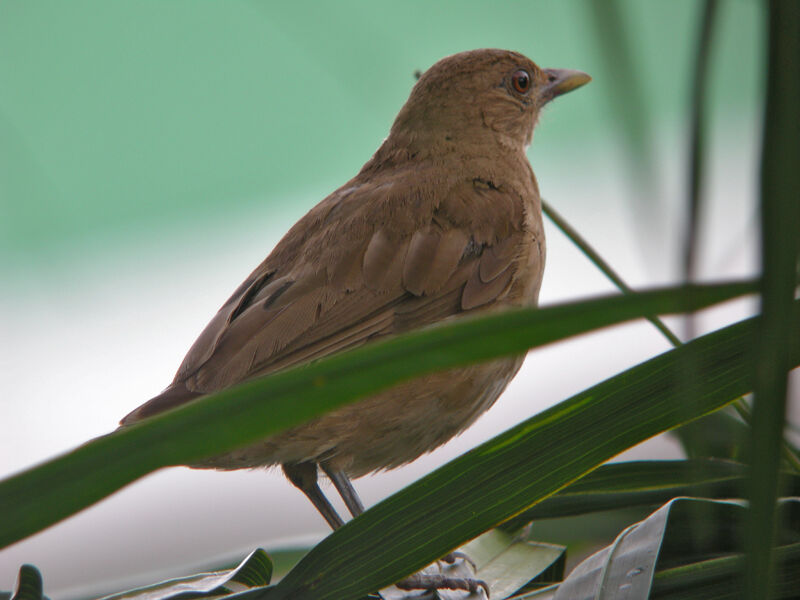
120,181 -> 526,425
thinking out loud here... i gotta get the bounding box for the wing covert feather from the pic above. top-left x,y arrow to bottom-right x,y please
403,229 -> 469,296
123,175 -> 533,423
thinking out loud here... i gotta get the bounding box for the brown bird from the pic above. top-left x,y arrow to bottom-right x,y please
122,49 -> 589,593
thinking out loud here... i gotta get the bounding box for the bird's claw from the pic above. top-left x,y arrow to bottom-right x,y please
440,551 -> 477,571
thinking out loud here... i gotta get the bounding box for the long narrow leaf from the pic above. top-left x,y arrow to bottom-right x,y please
652,542 -> 800,600
683,0 -> 718,284
252,301 -> 800,600
502,459 -> 800,525
542,200 -> 681,347
0,282 -> 753,549
746,1 -> 800,596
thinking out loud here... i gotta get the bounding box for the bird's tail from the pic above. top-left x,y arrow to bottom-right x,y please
119,383 -> 202,426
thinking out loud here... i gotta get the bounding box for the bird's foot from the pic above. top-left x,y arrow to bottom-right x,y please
395,573 -> 489,597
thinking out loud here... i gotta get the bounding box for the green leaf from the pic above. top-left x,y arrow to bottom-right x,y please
3,565 -> 44,600
746,1 -> 800,596
682,0 -> 718,283
652,542 -> 800,599
502,459 -> 800,526
542,200 -> 681,347
672,410 -> 750,462
0,282 -> 753,549
99,549 -> 272,600
247,302 -> 800,600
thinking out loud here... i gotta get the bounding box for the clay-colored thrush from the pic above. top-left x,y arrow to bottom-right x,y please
122,49 -> 589,593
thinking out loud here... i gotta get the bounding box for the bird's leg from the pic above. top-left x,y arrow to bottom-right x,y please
282,462 -> 344,530
316,464 -> 487,596
320,461 -> 365,518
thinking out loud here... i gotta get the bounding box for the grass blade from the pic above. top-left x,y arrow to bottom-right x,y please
683,0 -> 719,285
653,543 -> 800,599
543,200 -> 681,347
0,282 -> 753,550
745,1 -> 800,596
502,459 -> 800,525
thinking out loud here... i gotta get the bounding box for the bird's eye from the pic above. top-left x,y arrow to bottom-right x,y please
511,69 -> 531,94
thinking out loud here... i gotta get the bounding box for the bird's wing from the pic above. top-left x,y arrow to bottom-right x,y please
120,176 -> 536,424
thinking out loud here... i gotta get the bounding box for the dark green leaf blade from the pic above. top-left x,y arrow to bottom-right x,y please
682,0 -> 718,284
503,459 -> 800,525
746,1 -> 800,596
9,566 -> 43,600
652,542 -> 800,600
0,282 -> 753,549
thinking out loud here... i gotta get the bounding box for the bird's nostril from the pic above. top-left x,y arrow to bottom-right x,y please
548,74 -> 556,83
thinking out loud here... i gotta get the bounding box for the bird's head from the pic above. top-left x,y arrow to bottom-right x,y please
389,49 -> 590,154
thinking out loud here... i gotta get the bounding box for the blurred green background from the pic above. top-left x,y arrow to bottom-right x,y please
0,0 -> 761,273
0,0 -> 773,597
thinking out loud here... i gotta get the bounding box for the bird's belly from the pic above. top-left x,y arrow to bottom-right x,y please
192,355 -> 524,477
